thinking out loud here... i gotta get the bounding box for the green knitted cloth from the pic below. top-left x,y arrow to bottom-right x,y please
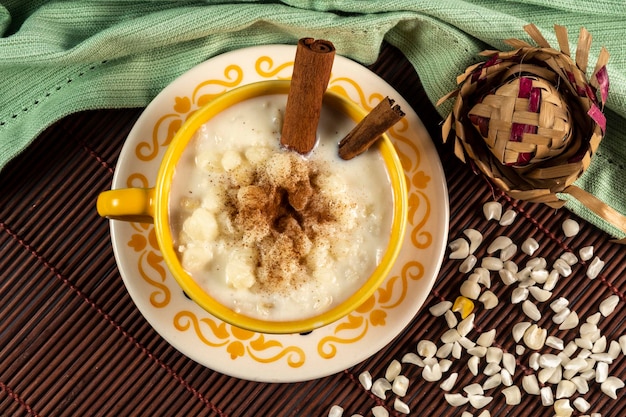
1,1 -> 624,239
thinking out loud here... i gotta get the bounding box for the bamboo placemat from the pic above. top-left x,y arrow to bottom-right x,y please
1,43 -> 624,417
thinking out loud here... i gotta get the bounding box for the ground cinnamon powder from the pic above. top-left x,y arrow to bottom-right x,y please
227,151 -> 349,296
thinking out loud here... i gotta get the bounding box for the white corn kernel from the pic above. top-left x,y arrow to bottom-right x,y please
608,340 -> 621,359
503,260 -> 519,273
556,380 -> 577,399
392,375 -> 409,397
479,291 -> 498,310
445,392 -> 469,406
553,308 -> 571,325
393,398 -> 410,415
595,362 -> 609,383
482,257 -> 503,271
499,269 -> 517,286
592,336 -> 607,354
449,238 -> 470,259
560,251 -> 578,266
359,371 -> 373,390
575,337 -> 594,350
469,394 -> 493,409
553,258 -> 572,277
460,280 -> 481,300
530,269 -> 549,284
522,300 -> 542,321
439,359 -> 453,373
570,376 -> 589,394
511,287 -> 529,304
500,369 -> 513,386
477,329 -> 497,347
468,355 -> 480,376
452,342 -> 463,359
540,386 -> 554,406
371,378 -> 392,399
482,374 -> 502,390
371,406 -> 389,417
521,238 -> 539,256
483,363 -> 501,376
417,340 -> 438,357
512,322 -> 532,343
483,201 -> 502,221
328,405 -> 344,417
502,352 -> 516,375
459,255 -> 478,273
439,372 -> 458,391
487,236 -> 513,254
524,324 -> 547,350
457,313 -> 475,337
486,347 -> 503,364
463,228 -> 483,254
499,243 -> 518,262
562,219 -> 580,237
441,329 -> 462,344
554,399 -> 574,417
573,397 -> 591,413
444,309 -> 458,328
579,245 -> 594,261
467,346 -> 487,358
539,354 -> 562,369
429,300 -> 452,317
385,360 -> 401,382
463,383 -> 484,396
401,353 -> 424,367
499,209 -> 517,226
436,343 -> 453,359
600,376 -> 624,399
522,374 -> 540,395
586,256 -> 605,279
599,295 -> 619,317
550,297 -> 569,313
543,269 -> 560,291
559,311 -> 579,330
422,363 -> 443,382
502,385 -> 521,405
546,336 -> 564,350
458,336 -> 476,350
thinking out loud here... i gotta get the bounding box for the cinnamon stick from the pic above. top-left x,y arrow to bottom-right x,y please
338,97 -> 405,160
281,38 -> 335,154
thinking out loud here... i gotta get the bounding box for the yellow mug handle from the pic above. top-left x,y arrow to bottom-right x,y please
96,188 -> 156,223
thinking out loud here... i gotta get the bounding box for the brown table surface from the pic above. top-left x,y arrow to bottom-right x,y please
2,43 -> 625,417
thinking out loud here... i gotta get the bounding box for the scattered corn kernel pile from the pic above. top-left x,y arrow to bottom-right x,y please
329,200 -> 623,417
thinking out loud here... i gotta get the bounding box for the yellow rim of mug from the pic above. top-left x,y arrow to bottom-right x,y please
155,80 -> 408,334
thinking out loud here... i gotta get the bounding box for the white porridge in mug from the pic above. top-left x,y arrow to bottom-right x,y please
169,94 -> 394,321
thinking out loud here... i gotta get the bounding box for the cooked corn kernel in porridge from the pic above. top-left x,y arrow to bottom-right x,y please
169,95 -> 393,321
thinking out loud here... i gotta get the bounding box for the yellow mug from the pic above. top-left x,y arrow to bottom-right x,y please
97,80 -> 407,334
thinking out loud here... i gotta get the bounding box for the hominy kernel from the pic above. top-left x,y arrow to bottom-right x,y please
328,405 -> 344,417
463,228 -> 483,253
358,371 -> 373,390
502,385 -> 521,405
521,238 -> 539,256
393,398 -> 410,415
483,201 -> 502,221
499,209 -> 517,226
562,219 -> 580,237
587,256 -> 605,279
371,405 -> 389,417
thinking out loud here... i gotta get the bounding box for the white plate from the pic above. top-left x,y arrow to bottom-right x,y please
109,45 -> 449,383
